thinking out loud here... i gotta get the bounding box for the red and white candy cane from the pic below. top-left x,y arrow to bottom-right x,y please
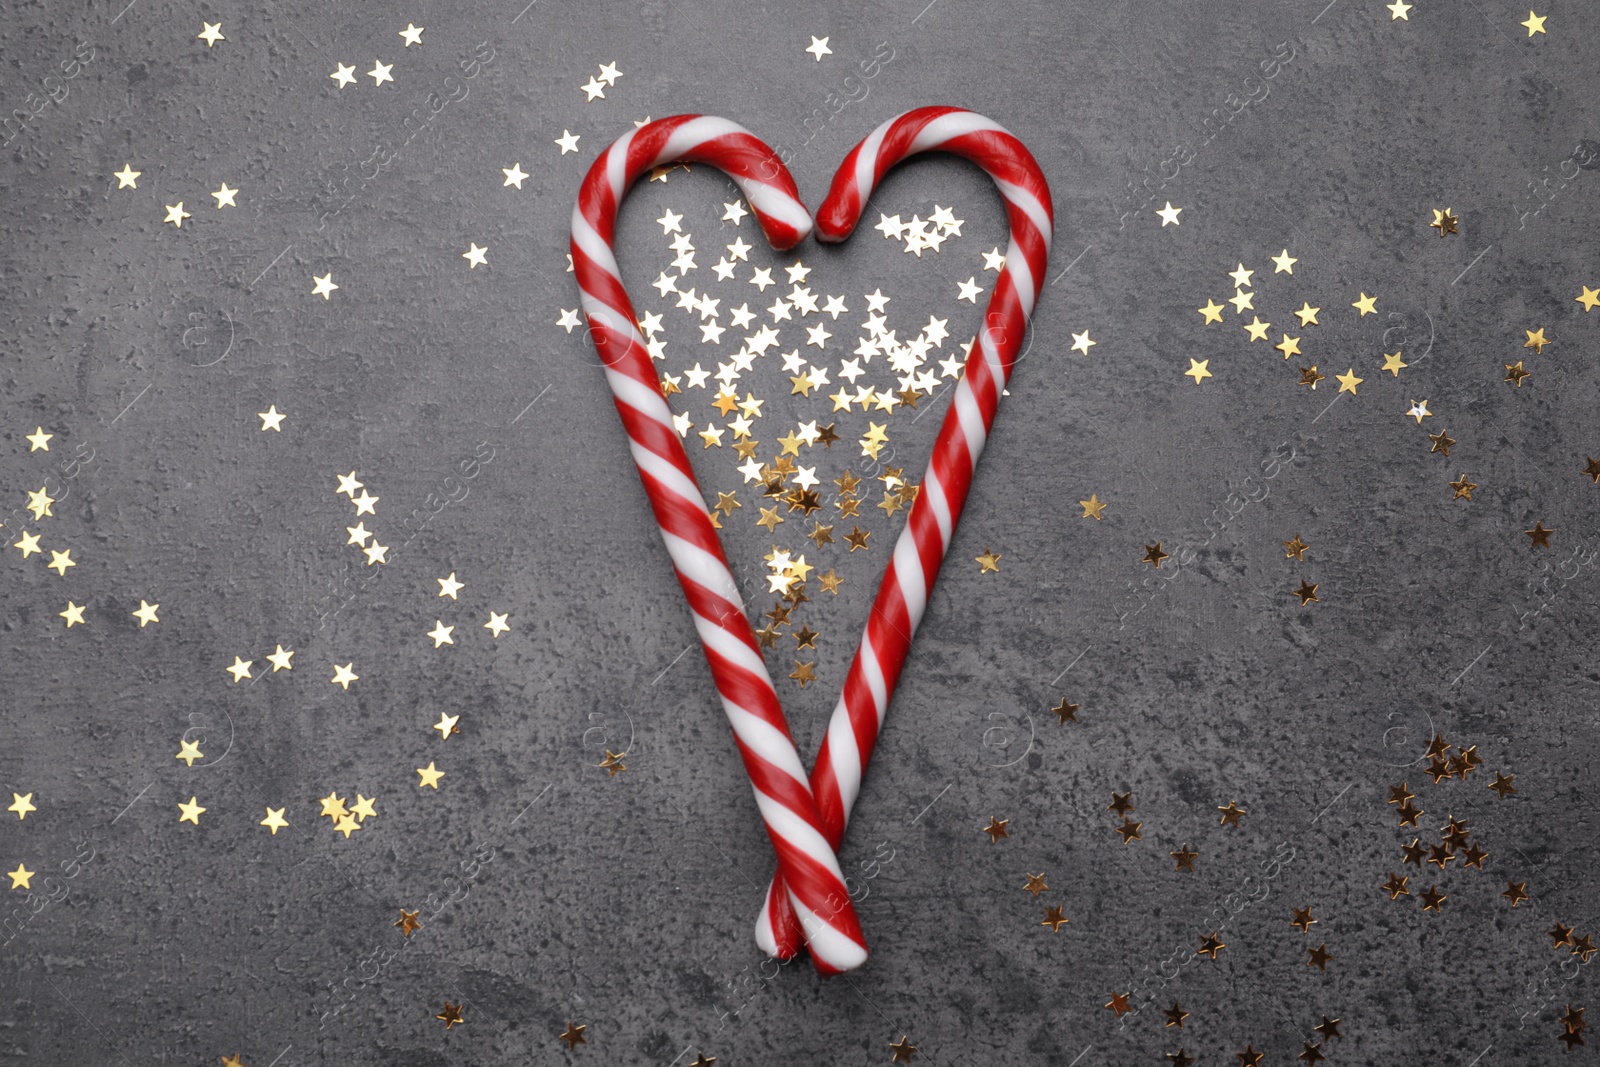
754,107 -> 1054,961
570,116 -> 870,975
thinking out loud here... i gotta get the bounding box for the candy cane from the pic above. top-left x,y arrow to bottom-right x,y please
755,107 -> 1054,961
570,116 -> 870,975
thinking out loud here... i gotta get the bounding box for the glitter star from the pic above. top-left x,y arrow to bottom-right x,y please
312,274 -> 339,299
177,796 -> 206,824
132,600 -> 160,627
975,548 -> 1002,573
331,662 -> 359,689
484,611 -> 511,637
805,36 -> 832,61
368,60 -> 394,86
1430,208 -> 1459,236
1522,10 -> 1547,35
981,816 -> 1010,842
258,405 -> 286,431
163,202 -> 191,228
197,22 -> 225,46
1156,201 -> 1183,226
502,163 -> 529,187
417,762 -> 445,789
1272,249 -> 1298,273
113,164 -> 141,188
426,621 -> 455,648
1352,292 -> 1378,316
1185,358 -> 1212,384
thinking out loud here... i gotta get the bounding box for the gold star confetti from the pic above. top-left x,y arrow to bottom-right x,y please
197,22 -> 225,46
559,1023 -> 588,1050
177,796 -> 206,825
1430,208 -> 1459,236
981,816 -> 1010,842
889,1036 -> 918,1063
417,762 -> 445,789
975,548 -> 1001,573
1156,202 -> 1183,226
260,808 -> 289,834
436,1002 -> 465,1029
1185,358 -> 1212,384
1079,493 -> 1107,520
1522,10 -> 1547,35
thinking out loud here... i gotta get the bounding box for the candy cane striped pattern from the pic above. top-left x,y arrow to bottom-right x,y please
571,116 -> 869,975
756,107 -> 1054,961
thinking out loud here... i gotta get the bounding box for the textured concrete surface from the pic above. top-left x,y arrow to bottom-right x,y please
1,0 -> 1598,1064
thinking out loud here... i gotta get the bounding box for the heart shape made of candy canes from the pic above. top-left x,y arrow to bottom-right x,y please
571,107 -> 1052,975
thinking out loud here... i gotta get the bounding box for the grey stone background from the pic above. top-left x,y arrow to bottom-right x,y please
1,0 -> 1597,1063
